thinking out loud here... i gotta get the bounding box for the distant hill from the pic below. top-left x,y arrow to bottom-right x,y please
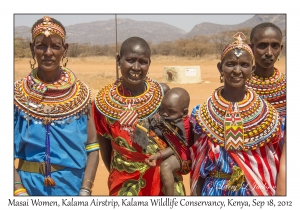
14,14 -> 286,45
66,18 -> 187,45
14,18 -> 186,45
186,14 -> 286,38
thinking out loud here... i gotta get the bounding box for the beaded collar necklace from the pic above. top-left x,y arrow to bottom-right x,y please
26,67 -> 76,104
95,77 -> 163,136
196,87 -> 281,151
14,66 -> 91,124
245,68 -> 286,117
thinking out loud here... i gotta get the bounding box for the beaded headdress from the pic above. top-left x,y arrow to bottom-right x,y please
32,16 -> 66,42
221,32 -> 254,61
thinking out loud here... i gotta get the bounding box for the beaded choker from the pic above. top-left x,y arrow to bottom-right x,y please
14,67 -> 91,124
245,68 -> 286,117
196,87 -> 281,151
95,77 -> 163,136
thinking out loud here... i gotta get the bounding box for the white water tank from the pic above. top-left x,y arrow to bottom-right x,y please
162,66 -> 201,84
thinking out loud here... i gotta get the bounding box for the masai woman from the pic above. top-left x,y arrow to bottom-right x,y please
93,37 -> 185,195
14,16 -> 99,196
190,32 -> 282,196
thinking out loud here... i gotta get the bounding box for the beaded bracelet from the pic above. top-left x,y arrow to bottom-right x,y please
18,192 -> 29,196
14,188 -> 28,196
80,186 -> 92,193
14,182 -> 23,185
86,142 -> 100,153
79,188 -> 91,196
158,151 -> 162,161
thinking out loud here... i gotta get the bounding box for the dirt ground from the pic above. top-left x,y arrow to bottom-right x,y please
14,55 -> 286,195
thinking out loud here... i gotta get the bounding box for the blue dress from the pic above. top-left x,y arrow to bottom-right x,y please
190,105 -> 252,196
14,109 -> 88,195
14,67 -> 91,195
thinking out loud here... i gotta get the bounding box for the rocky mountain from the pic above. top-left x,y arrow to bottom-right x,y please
66,18 -> 187,45
185,14 -> 286,38
14,18 -> 186,45
14,14 -> 286,45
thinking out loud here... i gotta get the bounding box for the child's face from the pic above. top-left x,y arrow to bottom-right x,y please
159,93 -> 185,121
118,43 -> 150,86
251,27 -> 283,69
219,49 -> 254,88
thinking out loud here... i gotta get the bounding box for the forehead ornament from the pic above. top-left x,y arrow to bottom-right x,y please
32,16 -> 65,42
221,32 -> 254,61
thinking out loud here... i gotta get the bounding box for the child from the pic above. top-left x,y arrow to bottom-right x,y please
160,83 -> 170,94
145,87 -> 193,195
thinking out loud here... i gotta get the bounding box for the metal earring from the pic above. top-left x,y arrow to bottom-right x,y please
62,57 -> 68,67
220,74 -> 224,83
29,57 -> 36,70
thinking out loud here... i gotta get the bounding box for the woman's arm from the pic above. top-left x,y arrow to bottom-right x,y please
14,109 -> 29,195
80,107 -> 100,196
98,134 -> 112,172
91,101 -> 112,173
14,162 -> 29,195
276,140 -> 286,195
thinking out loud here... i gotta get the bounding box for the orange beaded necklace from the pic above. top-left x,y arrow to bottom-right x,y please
95,77 -> 163,137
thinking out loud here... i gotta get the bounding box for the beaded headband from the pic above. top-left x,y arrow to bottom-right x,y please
32,16 -> 65,42
221,32 -> 254,61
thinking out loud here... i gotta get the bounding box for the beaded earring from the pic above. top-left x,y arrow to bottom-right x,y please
29,58 -> 36,70
29,52 -> 36,70
220,74 -> 224,83
62,56 -> 68,67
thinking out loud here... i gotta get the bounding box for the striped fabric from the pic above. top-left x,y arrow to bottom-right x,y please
229,141 -> 281,195
190,104 -> 282,196
190,133 -> 209,193
190,133 -> 281,196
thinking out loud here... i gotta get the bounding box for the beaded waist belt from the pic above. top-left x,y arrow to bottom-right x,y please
209,166 -> 245,191
17,159 -> 65,175
209,170 -> 232,179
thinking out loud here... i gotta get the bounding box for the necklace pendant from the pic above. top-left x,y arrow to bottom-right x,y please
119,104 -> 138,127
224,102 -> 244,151
43,105 -> 51,114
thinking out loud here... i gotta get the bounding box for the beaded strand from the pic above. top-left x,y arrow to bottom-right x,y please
246,68 -> 286,117
95,77 -> 163,121
196,87 -> 281,150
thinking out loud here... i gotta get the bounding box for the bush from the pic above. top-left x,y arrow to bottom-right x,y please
14,28 -> 286,59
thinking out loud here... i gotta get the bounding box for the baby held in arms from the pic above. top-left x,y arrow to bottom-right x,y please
145,87 -> 193,195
